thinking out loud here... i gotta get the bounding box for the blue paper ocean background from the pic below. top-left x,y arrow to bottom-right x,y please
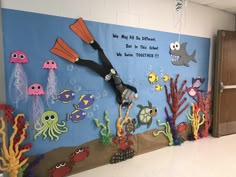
2,9 -> 210,155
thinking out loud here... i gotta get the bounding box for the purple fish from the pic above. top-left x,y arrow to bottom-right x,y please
55,89 -> 76,103
73,94 -> 94,110
186,87 -> 198,97
192,77 -> 205,88
66,109 -> 86,122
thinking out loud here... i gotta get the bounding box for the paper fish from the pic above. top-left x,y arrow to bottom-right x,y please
155,84 -> 163,92
66,109 -> 86,122
73,94 -> 95,110
55,89 -> 76,103
162,74 -> 170,82
148,72 -> 158,84
192,77 -> 205,88
169,42 -> 196,67
186,87 -> 198,97
67,94 -> 95,123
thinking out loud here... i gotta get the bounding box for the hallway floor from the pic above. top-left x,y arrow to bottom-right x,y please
70,134 -> 236,177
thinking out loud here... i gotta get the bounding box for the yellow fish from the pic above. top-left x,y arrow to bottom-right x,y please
155,84 -> 163,91
148,72 -> 158,84
162,74 -> 170,82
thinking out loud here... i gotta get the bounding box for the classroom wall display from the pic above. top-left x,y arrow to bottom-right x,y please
2,9 -> 210,176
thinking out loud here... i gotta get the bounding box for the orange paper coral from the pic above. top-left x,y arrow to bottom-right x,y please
0,114 -> 30,177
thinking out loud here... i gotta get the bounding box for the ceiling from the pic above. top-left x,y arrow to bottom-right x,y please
190,0 -> 236,14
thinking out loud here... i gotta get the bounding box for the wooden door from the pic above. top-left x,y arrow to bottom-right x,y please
212,30 -> 236,137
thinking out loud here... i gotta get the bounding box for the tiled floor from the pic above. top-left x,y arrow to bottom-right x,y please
70,134 -> 236,177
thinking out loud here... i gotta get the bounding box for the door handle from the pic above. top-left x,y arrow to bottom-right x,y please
220,82 -> 236,93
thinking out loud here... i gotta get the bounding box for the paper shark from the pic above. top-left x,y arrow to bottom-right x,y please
169,42 -> 196,67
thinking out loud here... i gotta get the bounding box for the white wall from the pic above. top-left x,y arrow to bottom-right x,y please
1,0 -> 235,87
2,0 -> 235,37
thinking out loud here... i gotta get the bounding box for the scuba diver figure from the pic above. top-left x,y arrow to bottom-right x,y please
51,18 -> 138,105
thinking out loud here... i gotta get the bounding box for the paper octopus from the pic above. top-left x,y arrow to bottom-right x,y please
34,110 -> 68,141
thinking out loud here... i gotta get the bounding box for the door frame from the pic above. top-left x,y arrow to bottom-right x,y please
212,30 -> 223,137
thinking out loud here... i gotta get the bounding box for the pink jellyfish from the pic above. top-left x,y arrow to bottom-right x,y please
9,50 -> 28,108
42,60 -> 58,105
28,83 -> 45,130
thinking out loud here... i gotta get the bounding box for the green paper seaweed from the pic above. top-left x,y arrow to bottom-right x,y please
17,163 -> 28,177
153,120 -> 174,146
94,111 -> 112,145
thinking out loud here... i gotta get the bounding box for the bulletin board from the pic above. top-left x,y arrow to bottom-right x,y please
1,8 -> 210,176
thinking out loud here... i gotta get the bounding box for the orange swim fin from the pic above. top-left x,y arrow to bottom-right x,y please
70,18 -> 94,44
50,38 -> 79,63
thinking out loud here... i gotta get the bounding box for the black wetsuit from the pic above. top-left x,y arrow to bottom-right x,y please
74,41 -> 137,104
